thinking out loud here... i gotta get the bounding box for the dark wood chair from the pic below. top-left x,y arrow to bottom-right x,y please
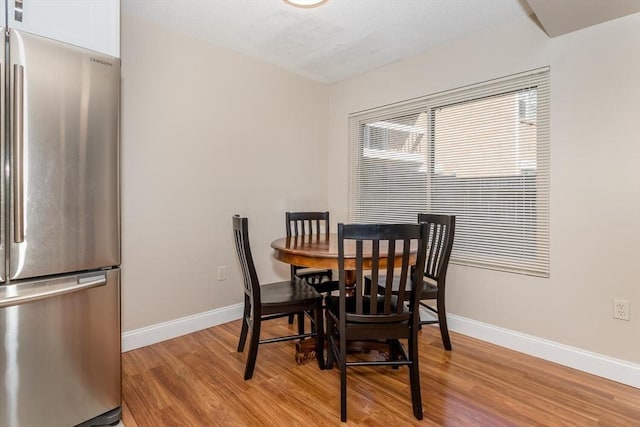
366,214 -> 456,350
233,215 -> 324,380
325,222 -> 429,422
286,211 -> 339,327
286,211 -> 338,293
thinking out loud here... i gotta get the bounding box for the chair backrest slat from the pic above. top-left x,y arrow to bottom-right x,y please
396,239 -> 411,309
356,240 -> 364,315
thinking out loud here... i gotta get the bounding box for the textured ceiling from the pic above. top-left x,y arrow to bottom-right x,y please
123,0 -> 533,83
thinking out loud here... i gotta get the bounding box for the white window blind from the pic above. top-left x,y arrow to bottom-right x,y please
349,68 -> 550,277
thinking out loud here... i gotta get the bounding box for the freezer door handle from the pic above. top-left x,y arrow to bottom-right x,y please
0,274 -> 107,308
15,0 -> 24,22
13,63 -> 25,243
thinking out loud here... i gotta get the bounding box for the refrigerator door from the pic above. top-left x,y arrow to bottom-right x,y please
0,268 -> 121,427
8,29 -> 120,281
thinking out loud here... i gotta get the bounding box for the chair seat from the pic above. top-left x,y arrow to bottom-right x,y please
325,294 -> 406,318
295,268 -> 338,293
309,280 -> 339,294
296,267 -> 332,280
326,294 -> 411,341
366,275 -> 438,300
261,279 -> 323,307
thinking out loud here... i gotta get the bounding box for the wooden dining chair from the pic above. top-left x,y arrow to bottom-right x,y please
325,222 -> 429,421
366,214 -> 456,350
285,211 -> 339,327
286,211 -> 337,292
232,215 -> 324,380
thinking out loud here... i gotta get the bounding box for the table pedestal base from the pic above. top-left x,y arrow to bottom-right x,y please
295,338 -> 317,364
295,338 -> 396,366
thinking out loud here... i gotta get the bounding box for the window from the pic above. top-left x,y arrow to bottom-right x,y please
349,69 -> 550,276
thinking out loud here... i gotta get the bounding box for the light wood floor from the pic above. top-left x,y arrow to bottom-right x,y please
122,318 -> 640,426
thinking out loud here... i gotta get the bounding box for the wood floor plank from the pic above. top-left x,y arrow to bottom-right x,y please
120,401 -> 139,427
121,318 -> 640,426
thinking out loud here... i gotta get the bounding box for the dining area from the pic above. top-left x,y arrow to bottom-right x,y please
118,2 -> 640,425
232,211 -> 455,422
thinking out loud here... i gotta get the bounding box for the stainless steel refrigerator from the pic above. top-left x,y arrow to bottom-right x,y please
0,29 -> 121,427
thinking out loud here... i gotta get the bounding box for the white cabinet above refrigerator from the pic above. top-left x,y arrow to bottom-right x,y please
2,0 -> 120,57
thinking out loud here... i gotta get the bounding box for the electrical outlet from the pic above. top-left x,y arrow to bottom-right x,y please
613,299 -> 630,321
217,266 -> 226,281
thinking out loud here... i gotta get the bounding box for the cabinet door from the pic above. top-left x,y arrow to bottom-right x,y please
7,0 -> 119,58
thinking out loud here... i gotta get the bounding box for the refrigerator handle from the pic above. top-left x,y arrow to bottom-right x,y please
13,63 -> 25,243
15,0 -> 24,22
0,274 -> 107,308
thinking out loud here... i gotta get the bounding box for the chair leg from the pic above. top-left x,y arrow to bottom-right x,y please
310,307 -> 317,333
437,303 -> 452,351
325,316 -> 335,369
364,276 -> 371,294
243,315 -> 261,380
408,333 -> 423,420
340,337 -> 348,422
297,312 -> 305,335
237,316 -> 249,352
288,313 -> 295,324
389,339 -> 400,369
314,305 -> 325,370
237,299 -> 250,352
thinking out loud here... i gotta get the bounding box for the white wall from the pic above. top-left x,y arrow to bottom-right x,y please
327,14 -> 640,363
120,14 -> 329,331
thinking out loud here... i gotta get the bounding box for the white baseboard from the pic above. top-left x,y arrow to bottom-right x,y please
448,314 -> 640,389
121,303 -> 244,352
120,304 -> 639,389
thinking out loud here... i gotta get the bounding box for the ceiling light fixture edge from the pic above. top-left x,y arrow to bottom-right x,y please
283,0 -> 329,9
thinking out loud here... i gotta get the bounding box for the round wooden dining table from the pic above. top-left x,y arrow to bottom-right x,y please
270,233 -> 418,281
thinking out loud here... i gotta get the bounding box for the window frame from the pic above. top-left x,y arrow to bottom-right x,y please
348,68 -> 550,277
